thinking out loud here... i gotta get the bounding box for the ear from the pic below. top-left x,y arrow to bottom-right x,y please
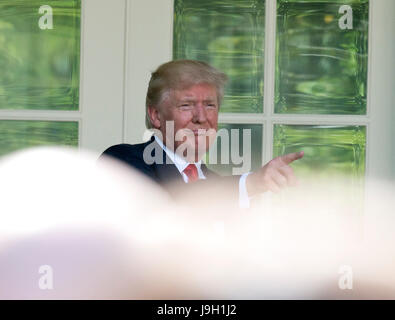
147,106 -> 161,129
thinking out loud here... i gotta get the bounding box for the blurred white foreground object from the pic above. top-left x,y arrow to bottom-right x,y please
0,147 -> 395,299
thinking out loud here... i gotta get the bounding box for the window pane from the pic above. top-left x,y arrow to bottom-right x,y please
273,124 -> 366,181
0,120 -> 78,157
275,0 -> 369,114
174,0 -> 265,113
206,124 -> 263,176
0,0 -> 81,110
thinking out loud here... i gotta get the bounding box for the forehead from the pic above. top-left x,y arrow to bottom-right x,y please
173,83 -> 218,101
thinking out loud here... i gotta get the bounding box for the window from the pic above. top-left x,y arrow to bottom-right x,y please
173,0 -> 369,190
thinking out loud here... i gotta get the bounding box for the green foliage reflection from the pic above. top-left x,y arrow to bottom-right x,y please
0,120 -> 78,157
273,124 -> 366,181
0,0 -> 81,110
174,0 -> 265,113
275,0 -> 369,114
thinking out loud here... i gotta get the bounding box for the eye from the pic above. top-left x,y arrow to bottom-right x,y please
178,103 -> 192,111
206,103 -> 217,109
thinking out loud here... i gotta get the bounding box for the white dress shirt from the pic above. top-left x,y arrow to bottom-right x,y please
154,136 -> 251,208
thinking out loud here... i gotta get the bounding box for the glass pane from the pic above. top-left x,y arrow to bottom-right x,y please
273,124 -> 366,181
0,120 -> 78,157
206,124 -> 263,176
275,0 -> 369,114
174,0 -> 265,113
0,0 -> 81,110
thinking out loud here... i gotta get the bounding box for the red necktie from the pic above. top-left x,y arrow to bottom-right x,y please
183,164 -> 199,183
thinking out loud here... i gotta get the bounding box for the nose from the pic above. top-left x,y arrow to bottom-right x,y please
192,103 -> 207,124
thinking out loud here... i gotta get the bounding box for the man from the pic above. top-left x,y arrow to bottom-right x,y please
101,60 -> 304,207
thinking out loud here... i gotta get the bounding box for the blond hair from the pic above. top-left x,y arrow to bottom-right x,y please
145,60 -> 228,129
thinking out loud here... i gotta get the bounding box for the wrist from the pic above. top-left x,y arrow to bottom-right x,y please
246,172 -> 260,197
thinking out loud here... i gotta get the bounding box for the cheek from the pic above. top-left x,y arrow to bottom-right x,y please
174,112 -> 193,128
158,110 -> 171,125
207,111 -> 218,128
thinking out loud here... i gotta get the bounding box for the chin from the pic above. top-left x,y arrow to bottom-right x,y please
174,134 -> 211,163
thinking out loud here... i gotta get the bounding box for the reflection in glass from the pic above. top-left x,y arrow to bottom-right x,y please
0,0 -> 81,110
206,124 -> 263,176
174,0 -> 265,113
0,120 -> 78,157
275,0 -> 369,114
273,124 -> 366,181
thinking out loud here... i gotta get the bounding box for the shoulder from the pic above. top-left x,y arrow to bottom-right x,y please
100,140 -> 157,179
101,142 -> 149,161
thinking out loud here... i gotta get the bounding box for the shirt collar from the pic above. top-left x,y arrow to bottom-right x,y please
154,135 -> 202,174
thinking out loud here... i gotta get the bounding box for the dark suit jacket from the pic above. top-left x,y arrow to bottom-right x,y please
100,136 -> 239,204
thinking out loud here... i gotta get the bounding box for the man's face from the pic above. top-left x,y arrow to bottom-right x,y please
149,83 -> 219,162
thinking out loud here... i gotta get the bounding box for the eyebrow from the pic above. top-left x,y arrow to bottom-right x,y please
179,98 -> 217,103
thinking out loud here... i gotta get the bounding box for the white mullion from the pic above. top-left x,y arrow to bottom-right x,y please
219,114 -> 370,126
363,0 -> 373,181
363,0 -> 373,185
0,110 -> 82,122
366,0 -> 373,120
364,122 -> 370,179
364,0 -> 395,235
265,120 -> 274,163
79,0 -> 86,116
218,113 -> 264,124
364,0 -> 395,182
262,120 -> 268,163
77,0 -> 85,150
261,121 -> 268,165
263,0 -> 277,165
76,0 -> 85,149
270,115 -> 370,126
264,0 -> 277,117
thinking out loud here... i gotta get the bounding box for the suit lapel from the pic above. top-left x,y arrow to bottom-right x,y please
155,161 -> 184,186
152,141 -> 184,185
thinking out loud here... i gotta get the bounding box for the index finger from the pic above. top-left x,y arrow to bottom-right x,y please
280,151 -> 304,165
